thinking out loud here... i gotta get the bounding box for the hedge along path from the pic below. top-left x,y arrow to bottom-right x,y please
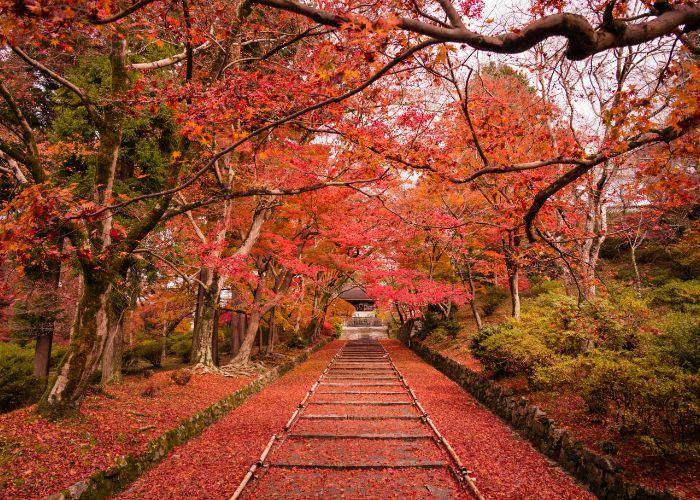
384,340 -> 594,499
235,339 -> 481,498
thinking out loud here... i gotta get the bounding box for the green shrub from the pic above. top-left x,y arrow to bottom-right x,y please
481,285 -> 507,316
656,312 -> 700,372
529,276 -> 564,296
478,284 -> 700,452
50,344 -> 68,368
666,231 -> 700,279
167,333 -> 192,362
534,351 -> 699,441
218,329 -> 231,354
429,319 -> 462,341
651,279 -> 700,312
638,435 -> 700,460
599,440 -> 618,455
417,311 -> 441,340
124,340 -> 163,367
470,324 -> 499,358
0,342 -> 43,412
477,323 -> 554,376
599,237 -> 625,260
287,336 -> 308,349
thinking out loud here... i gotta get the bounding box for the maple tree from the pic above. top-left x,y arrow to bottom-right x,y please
0,0 -> 696,423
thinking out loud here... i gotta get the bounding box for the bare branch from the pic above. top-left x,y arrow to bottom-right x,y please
129,41 -> 211,70
436,0 -> 466,29
161,169 -> 391,220
460,68 -> 489,168
410,0 -> 451,28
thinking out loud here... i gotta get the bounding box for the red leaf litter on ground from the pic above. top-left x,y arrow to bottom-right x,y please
0,370 -> 253,498
441,344 -> 486,374
118,341 -> 342,499
528,390 -> 700,498
433,343 -> 700,498
383,340 -> 593,499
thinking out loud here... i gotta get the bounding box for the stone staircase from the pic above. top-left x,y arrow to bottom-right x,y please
340,311 -> 388,340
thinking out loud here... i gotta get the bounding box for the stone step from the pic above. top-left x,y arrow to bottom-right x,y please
250,467 -> 463,498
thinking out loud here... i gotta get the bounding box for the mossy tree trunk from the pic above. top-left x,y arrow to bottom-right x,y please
191,268 -> 222,369
38,272 -> 112,418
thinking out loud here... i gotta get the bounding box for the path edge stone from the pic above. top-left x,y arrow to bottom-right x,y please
49,339 -> 332,500
407,340 -> 677,500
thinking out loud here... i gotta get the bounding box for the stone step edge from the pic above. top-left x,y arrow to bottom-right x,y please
49,339 -> 333,500
267,461 -> 447,470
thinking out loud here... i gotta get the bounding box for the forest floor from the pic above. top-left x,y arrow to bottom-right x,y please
427,326 -> 700,498
120,339 -> 590,499
0,343 -> 314,498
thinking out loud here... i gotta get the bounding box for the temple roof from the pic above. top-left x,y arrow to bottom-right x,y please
338,285 -> 371,302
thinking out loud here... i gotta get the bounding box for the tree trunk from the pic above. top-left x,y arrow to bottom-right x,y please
34,331 -> 53,379
191,268 -> 221,368
465,260 -> 483,330
508,265 -> 521,319
304,291 -> 331,341
266,307 -> 277,355
101,316 -> 124,384
38,275 -> 112,419
230,313 -> 244,360
229,308 -> 262,366
313,303 -> 330,341
258,318 -> 264,352
631,244 -> 642,295
31,242 -> 63,380
212,307 -> 220,367
160,331 -> 168,367
101,268 -> 136,384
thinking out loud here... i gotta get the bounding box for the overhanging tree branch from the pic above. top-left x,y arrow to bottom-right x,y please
161,169 -> 391,220
254,0 -> 700,60
89,0 -> 161,24
523,116 -> 699,242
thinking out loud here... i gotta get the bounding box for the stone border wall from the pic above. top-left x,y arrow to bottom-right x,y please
409,341 -> 675,500
51,340 -> 331,499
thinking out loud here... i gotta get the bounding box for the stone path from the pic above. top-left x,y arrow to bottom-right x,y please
236,339 -> 477,498
120,340 -> 590,499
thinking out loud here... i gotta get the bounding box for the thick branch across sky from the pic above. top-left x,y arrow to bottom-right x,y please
253,0 -> 700,60
84,0 -> 700,60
